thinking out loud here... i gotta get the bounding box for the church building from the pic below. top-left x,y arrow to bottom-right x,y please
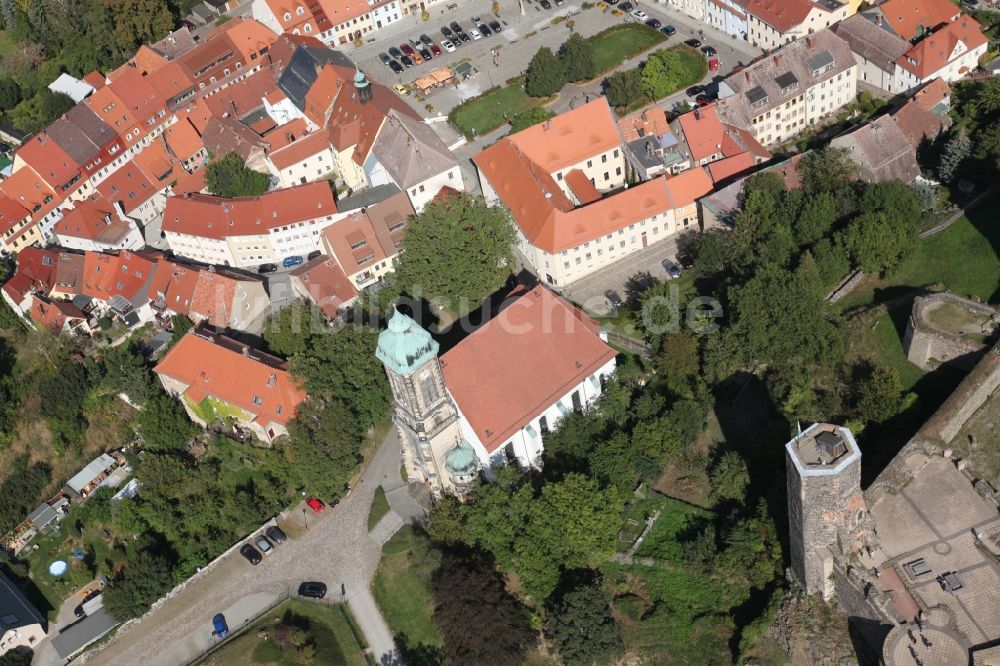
376,285 -> 618,495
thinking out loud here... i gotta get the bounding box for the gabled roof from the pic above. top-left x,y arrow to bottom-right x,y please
262,118 -> 310,153
162,182 -> 338,240
832,14 -> 910,72
289,256 -> 358,319
321,188 -> 413,274
889,78 -> 952,149
370,109 -> 459,188
617,107 -> 672,142
276,42 -> 354,109
30,295 -> 87,332
0,167 -> 59,222
266,127 -> 330,169
188,270 -> 240,326
747,0 -> 825,32
677,105 -> 728,162
163,116 -> 206,162
80,250 -> 155,305
1,246 -> 60,303
830,115 -> 919,183
0,194 -> 31,237
896,14 -> 987,79
440,286 -> 616,452
706,152 -> 756,183
54,199 -> 134,245
201,115 -> 266,162
96,163 -> 159,214
876,0 -> 959,40
17,133 -> 81,190
203,69 -> 279,119
154,326 -> 306,427
145,61 -> 195,107
133,139 -> 178,184
503,97 -> 621,173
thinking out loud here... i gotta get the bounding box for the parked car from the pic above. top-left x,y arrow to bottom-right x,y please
212,613 -> 229,638
478,23 -> 492,36
489,20 -> 502,32
441,39 -> 456,52
631,9 -> 649,20
267,526 -> 287,544
419,47 -> 432,60
662,24 -> 676,35
645,18 -> 661,29
619,2 -> 633,12
450,21 -> 464,33
677,252 -> 695,269
401,55 -> 414,67
388,46 -> 403,58
378,52 -> 392,66
708,58 -> 720,71
540,0 -> 552,8
298,582 -> 328,599
457,31 -> 471,42
662,258 -> 682,279
411,51 -> 423,64
400,43 -> 414,55
239,543 -> 262,565
555,0 -> 564,5
605,290 -> 623,308
606,0 -> 619,4
255,535 -> 273,555
389,60 -> 403,73
469,27 -> 482,40
282,255 -> 304,268
257,263 -> 277,274
684,38 -> 702,48
701,45 -> 717,56
431,44 -> 441,56
441,26 -> 454,38
686,84 -> 706,97
420,33 -> 434,45
306,496 -> 325,514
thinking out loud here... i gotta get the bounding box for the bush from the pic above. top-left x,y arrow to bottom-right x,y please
525,47 -> 565,97
205,152 -> 271,198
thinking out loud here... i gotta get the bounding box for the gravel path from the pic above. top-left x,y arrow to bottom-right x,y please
79,429 -> 406,666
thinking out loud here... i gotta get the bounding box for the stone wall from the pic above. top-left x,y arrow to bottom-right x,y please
826,269 -> 865,303
904,293 -> 997,371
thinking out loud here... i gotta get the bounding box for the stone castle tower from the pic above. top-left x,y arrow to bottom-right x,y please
786,423 -> 871,599
375,309 -> 478,496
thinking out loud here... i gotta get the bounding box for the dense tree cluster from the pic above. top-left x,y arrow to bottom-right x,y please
205,152 -> 272,198
524,33 -> 597,97
603,47 -> 704,108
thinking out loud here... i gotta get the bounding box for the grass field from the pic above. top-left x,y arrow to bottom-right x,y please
367,486 -> 389,531
449,76 -> 546,138
371,526 -> 442,651
198,600 -> 368,666
591,23 -> 666,73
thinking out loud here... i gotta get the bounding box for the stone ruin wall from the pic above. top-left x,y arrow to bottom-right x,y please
904,293 -> 997,372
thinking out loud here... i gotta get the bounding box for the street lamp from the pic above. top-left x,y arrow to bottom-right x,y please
302,508 -> 307,529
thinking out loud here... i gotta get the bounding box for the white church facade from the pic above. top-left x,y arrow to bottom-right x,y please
376,285 -> 618,495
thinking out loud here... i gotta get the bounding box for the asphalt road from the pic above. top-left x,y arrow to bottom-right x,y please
78,430 -> 408,666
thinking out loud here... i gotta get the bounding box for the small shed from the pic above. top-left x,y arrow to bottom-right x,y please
64,453 -> 119,498
26,502 -> 59,531
48,73 -> 96,103
414,68 -> 455,94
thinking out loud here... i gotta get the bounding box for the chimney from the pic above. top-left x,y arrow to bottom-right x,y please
875,13 -> 883,26
241,345 -> 250,357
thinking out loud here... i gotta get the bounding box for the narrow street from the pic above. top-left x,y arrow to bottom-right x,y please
72,430 -> 409,666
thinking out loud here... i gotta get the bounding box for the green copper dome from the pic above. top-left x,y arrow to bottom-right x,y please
445,439 -> 478,477
376,308 -> 439,376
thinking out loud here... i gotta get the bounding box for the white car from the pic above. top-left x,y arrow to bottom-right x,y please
470,28 -> 482,40
631,9 -> 649,20
442,39 -> 456,52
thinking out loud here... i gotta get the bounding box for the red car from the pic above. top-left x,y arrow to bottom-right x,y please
400,43 -> 415,56
431,44 -> 441,56
695,94 -> 710,107
708,58 -> 720,72
306,496 -> 325,514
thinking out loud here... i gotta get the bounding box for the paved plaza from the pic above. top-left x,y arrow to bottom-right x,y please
871,455 -> 1000,647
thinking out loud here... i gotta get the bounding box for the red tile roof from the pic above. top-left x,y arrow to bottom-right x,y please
54,199 -> 133,245
17,133 -> 81,190
267,128 -> 332,169
0,195 -> 31,237
154,327 -> 306,427
707,152 -> 756,183
173,165 -> 208,195
162,181 -> 338,240
506,98 -> 621,173
440,286 -> 616,452
83,71 -> 107,90
203,69 -> 280,119
30,296 -> 87,332
80,250 -> 155,303
96,163 -> 160,214
879,0 -> 959,40
896,15 -> 987,79
164,117 -> 206,162
746,0 -> 814,32
149,257 -> 200,314
564,169 -> 602,205
677,106 -> 727,162
290,256 -> 358,319
617,108 -> 671,142
2,247 -> 60,303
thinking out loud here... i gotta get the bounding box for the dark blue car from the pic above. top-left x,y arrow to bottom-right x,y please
212,613 -> 229,638
282,255 -> 304,268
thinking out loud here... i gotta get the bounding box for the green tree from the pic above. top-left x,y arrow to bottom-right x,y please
263,302 -> 326,357
640,51 -> 674,101
103,551 -> 176,621
655,330 -> 700,389
798,147 -> 856,197
134,391 -> 198,450
291,323 -> 390,428
545,582 -> 623,666
0,77 -> 22,110
709,451 -> 749,503
855,363 -> 903,424
715,500 -> 783,592
105,0 -> 174,57
560,33 -> 596,82
285,399 -> 361,500
101,341 -> 156,404
937,130 -> 971,184
10,89 -> 73,133
0,457 -> 50,533
603,68 -> 642,108
793,191 -> 838,246
205,152 -> 271,198
841,211 -> 914,275
392,192 -> 515,313
432,553 -> 537,666
509,107 -> 555,133
525,47 -> 565,97
168,314 -> 193,349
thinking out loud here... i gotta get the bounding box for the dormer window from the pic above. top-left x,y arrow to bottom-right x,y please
284,11 -> 292,19
747,86 -> 768,110
296,5 -> 304,13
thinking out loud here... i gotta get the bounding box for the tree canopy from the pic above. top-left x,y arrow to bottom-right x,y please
560,33 -> 597,83
205,152 -> 271,198
545,581 -> 623,666
525,47 -> 565,97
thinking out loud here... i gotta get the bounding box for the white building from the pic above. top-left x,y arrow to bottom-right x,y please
746,0 -> 851,50
706,0 -> 749,41
376,286 -> 618,495
265,129 -> 337,188
53,199 -> 144,253
0,573 -> 46,657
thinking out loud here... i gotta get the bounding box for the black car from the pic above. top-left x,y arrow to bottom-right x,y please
298,582 -> 327,599
307,250 -> 322,260
701,45 -> 717,56
73,590 -> 101,618
389,46 -> 403,58
266,526 -> 287,544
257,263 -> 277,274
606,0 -> 619,4
540,0 -> 552,8
478,23 -> 491,36
645,18 -> 661,29
686,84 -> 706,97
378,52 -> 392,66
420,33 -> 433,45
605,290 -> 623,308
619,2 -> 633,11
441,26 -> 453,38
457,31 -> 471,42
239,543 -> 262,565
388,60 -> 403,73
489,20 -> 502,32
684,38 -> 702,48
662,259 -> 682,279
419,47 -> 432,60
450,21 -> 464,33
677,252 -> 695,269
401,55 -> 414,67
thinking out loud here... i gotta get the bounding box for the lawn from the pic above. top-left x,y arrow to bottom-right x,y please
367,486 -> 390,531
197,600 -> 368,666
0,30 -> 15,59
371,526 -> 442,651
836,198 -> 1000,311
449,77 -> 548,138
590,23 -> 666,73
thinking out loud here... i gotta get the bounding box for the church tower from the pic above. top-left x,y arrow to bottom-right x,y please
376,309 -> 478,495
786,423 -> 870,599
